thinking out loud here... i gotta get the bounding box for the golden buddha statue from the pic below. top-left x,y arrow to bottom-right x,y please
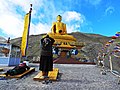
51,15 -> 67,35
48,15 -> 76,48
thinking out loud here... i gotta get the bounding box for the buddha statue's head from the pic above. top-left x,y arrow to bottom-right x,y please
57,15 -> 62,22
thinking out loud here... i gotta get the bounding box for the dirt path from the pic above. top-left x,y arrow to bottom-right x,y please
0,64 -> 120,90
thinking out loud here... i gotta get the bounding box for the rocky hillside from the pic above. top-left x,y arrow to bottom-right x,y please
0,36 -> 7,43
10,32 -> 111,62
8,32 -> 120,74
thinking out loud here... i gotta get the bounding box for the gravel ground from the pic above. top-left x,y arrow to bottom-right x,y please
0,63 -> 120,90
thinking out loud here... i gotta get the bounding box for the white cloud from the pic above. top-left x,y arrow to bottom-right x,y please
86,0 -> 102,5
0,0 -> 44,39
62,11 -> 85,33
67,25 -> 75,33
105,6 -> 115,15
9,0 -> 44,13
0,0 -> 24,38
63,11 -> 81,22
30,23 -> 51,35
0,14 -> 23,37
0,0 -> 87,39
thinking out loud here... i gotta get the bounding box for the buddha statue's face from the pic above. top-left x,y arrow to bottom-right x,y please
57,15 -> 62,22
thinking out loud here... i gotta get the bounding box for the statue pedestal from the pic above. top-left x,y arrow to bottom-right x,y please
60,51 -> 67,57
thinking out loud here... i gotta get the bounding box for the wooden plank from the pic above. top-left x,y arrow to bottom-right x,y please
48,68 -> 59,80
0,68 -> 35,78
0,74 -> 6,77
0,68 -> 3,71
33,68 -> 59,81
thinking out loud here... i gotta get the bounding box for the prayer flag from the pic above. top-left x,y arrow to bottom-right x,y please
21,13 -> 31,57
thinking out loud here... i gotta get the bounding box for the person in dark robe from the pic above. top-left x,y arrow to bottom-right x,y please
7,37 -> 10,43
39,34 -> 55,79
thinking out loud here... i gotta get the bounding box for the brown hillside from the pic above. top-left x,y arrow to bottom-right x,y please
10,32 -> 110,61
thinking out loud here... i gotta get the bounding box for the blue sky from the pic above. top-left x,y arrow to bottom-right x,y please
0,0 -> 120,39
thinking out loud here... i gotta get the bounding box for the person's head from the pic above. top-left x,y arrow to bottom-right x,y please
56,15 -> 62,22
45,34 -> 49,38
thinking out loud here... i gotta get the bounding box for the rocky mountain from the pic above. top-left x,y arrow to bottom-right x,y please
0,36 -> 7,43
10,32 -> 111,62
7,32 -> 120,74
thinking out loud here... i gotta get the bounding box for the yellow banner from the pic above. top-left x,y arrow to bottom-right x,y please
21,13 -> 30,57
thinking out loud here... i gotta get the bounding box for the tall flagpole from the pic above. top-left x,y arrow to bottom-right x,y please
30,4 -> 32,13
26,4 -> 32,58
26,4 -> 32,56
21,4 -> 32,58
